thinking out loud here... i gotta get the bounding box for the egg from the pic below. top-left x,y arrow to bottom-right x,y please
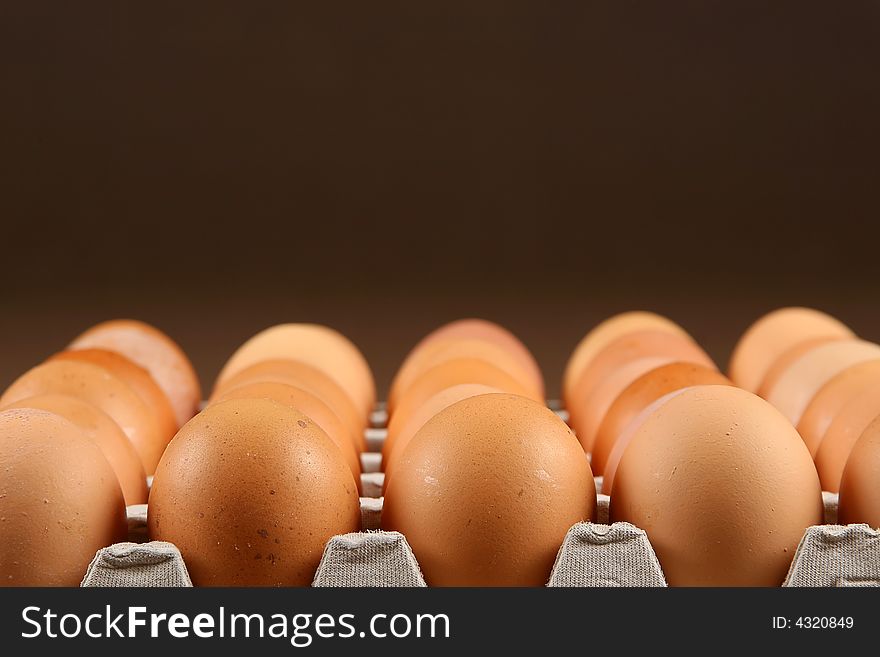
387,338 -> 542,413
609,385 -> 824,586
2,394 -> 148,505
383,357 -> 539,461
0,408 -> 127,586
567,330 -> 715,452
591,362 -> 730,475
148,398 -> 361,586
50,348 -> 177,446
796,360 -> 880,457
383,383 -> 503,483
69,319 -> 201,429
814,386 -> 880,492
210,359 -> 365,450
211,381 -> 362,479
1,359 -> 164,475
393,319 -> 544,402
838,417 -> 880,528
214,324 -> 375,419
763,340 -> 880,426
381,393 -> 594,586
756,336 -> 844,399
562,311 -> 690,411
728,307 -> 854,393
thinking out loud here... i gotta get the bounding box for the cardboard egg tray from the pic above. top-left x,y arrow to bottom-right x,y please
81,403 -> 880,587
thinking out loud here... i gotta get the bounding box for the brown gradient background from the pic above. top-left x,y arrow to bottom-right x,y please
1,2 -> 878,398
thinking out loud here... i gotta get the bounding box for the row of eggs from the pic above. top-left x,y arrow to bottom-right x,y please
1,310 -> 880,586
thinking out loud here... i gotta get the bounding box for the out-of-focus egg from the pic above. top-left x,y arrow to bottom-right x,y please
214,324 -> 375,419
383,383 -> 503,483
211,381 -> 362,479
567,330 -> 715,453
838,417 -> 880,528
69,319 -> 201,429
591,362 -> 730,475
2,394 -> 147,505
562,311 -> 690,412
394,319 -> 544,402
814,386 -> 880,492
0,360 -> 164,475
756,336 -> 844,399
387,338 -> 542,413
601,388 -> 691,495
383,357 -> 539,460
210,359 -> 365,450
50,348 -> 177,445
0,408 -> 127,586
610,385 -> 823,586
148,398 -> 361,586
381,393 -> 594,586
796,360 -> 880,457
763,340 -> 880,426
728,307 -> 854,393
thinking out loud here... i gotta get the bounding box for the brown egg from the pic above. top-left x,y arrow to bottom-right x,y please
2,394 -> 147,505
601,388 -> 690,495
69,319 -> 201,429
592,362 -> 731,476
763,340 -> 880,425
0,408 -> 127,586
383,383 -> 503,484
214,324 -> 375,419
395,319 -> 544,401
562,311 -> 690,412
609,385 -> 823,586
387,338 -> 541,413
567,329 -> 715,453
383,357 -> 539,460
796,360 -> 880,457
148,398 -> 361,586
211,381 -> 362,479
728,307 -> 854,393
814,386 -> 880,492
50,348 -> 177,446
838,417 -> 880,528
1,360 -> 164,475
381,393 -> 595,586
756,336 -> 844,399
211,359 -> 365,451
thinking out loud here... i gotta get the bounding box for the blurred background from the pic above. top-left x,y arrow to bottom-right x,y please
1,2 -> 878,398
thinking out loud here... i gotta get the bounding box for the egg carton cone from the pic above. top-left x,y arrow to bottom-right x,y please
312,532 -> 426,587
82,541 -> 192,587
783,524 -> 880,587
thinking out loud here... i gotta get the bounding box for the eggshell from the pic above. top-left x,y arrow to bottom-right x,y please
763,340 -> 880,426
383,357 -> 539,460
756,336 -> 844,399
814,386 -> 880,492
609,385 -> 824,586
567,329 -> 715,452
381,393 -> 595,586
383,383 -> 503,484
562,311 -> 690,411
591,362 -> 730,476
395,319 -> 544,401
1,359 -> 164,475
212,381 -> 362,479
214,324 -> 375,419
148,398 -> 361,586
69,319 -> 201,429
838,417 -> 880,528
0,408 -> 127,586
728,307 -> 854,392
211,359 -> 365,451
50,348 -> 177,447
387,338 -> 541,413
796,360 -> 880,457
2,394 -> 148,505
